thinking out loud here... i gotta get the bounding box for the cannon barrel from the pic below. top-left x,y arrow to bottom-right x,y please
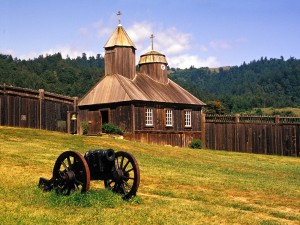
84,149 -> 115,162
84,149 -> 116,180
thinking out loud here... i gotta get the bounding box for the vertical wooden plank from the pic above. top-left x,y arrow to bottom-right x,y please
67,111 -> 71,133
88,110 -> 101,135
292,126 -> 297,157
248,127 -> 253,153
201,112 -> 206,149
295,125 -> 299,157
39,89 -> 44,129
274,117 -> 280,155
131,104 -> 136,140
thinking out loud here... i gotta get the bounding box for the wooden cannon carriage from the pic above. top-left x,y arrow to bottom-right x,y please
39,149 -> 140,199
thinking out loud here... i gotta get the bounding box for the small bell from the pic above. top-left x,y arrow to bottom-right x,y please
71,114 -> 77,120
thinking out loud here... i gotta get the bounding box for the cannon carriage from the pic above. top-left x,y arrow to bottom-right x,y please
39,149 -> 140,199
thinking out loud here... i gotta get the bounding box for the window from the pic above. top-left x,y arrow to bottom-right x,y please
165,109 -> 173,127
145,108 -> 153,126
185,110 -> 192,127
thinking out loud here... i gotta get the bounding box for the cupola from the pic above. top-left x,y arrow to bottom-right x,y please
138,34 -> 168,84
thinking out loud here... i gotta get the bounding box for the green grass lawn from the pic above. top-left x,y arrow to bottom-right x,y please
243,107 -> 300,116
0,126 -> 299,224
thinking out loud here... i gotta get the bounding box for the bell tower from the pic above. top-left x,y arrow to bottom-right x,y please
104,11 -> 136,80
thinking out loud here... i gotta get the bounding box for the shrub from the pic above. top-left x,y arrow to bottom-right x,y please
189,139 -> 202,149
102,123 -> 124,135
81,121 -> 89,135
272,110 -> 295,117
255,108 -> 263,116
205,101 -> 225,114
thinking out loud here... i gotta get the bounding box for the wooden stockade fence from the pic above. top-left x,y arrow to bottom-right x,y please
0,84 -> 77,133
1,84 -> 299,157
205,114 -> 300,157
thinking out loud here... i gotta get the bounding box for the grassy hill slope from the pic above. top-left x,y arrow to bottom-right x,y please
0,127 -> 299,224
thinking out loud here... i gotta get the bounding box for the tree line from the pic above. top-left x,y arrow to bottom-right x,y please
1,53 -> 299,113
170,56 -> 300,113
0,53 -> 104,97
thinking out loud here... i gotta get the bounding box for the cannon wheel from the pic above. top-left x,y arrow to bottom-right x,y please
52,151 -> 90,195
104,151 -> 140,199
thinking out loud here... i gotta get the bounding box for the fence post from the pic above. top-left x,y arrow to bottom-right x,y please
73,97 -> 78,134
275,115 -> 280,124
39,89 -> 44,129
67,111 -> 71,134
3,84 -> 7,126
73,97 -> 78,110
201,112 -> 206,149
274,115 -> 281,155
235,114 -> 240,123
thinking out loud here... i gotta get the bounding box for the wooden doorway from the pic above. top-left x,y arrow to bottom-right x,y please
88,110 -> 101,135
100,109 -> 110,132
100,110 -> 109,123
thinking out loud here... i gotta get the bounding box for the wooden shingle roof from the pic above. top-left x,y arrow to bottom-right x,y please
78,73 -> 205,106
104,24 -> 136,49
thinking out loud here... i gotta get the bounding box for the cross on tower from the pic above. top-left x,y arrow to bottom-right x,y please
150,34 -> 155,50
117,11 -> 122,24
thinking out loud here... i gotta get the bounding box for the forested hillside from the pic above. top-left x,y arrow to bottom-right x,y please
170,57 -> 300,112
0,53 -> 104,97
1,53 -> 299,113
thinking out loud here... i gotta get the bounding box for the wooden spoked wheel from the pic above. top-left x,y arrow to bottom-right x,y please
104,151 -> 140,199
52,151 -> 90,195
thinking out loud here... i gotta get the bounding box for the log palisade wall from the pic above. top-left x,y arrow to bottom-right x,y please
205,114 -> 300,157
0,84 -> 77,133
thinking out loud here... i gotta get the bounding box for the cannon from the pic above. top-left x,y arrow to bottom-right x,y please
38,149 -> 140,199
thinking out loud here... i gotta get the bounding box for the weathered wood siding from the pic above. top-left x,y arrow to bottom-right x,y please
77,103 -> 133,135
0,85 -> 76,132
111,104 -> 132,132
78,102 -> 203,147
205,114 -> 300,157
134,103 -> 201,131
139,63 -> 168,84
105,47 -> 135,79
130,103 -> 203,147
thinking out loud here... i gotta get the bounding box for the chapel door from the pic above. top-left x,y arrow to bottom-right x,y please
88,110 -> 101,135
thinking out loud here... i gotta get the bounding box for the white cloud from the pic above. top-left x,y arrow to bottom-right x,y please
157,28 -> 191,56
94,22 -> 112,39
2,48 -> 15,55
19,51 -> 40,59
124,22 -> 223,68
127,21 -> 153,46
7,20 -> 226,68
197,44 -> 209,52
17,46 -> 100,60
168,54 -> 220,69
41,46 -> 97,59
126,22 -> 192,56
77,20 -> 112,39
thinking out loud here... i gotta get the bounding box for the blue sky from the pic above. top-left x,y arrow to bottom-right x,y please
1,0 -> 300,68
